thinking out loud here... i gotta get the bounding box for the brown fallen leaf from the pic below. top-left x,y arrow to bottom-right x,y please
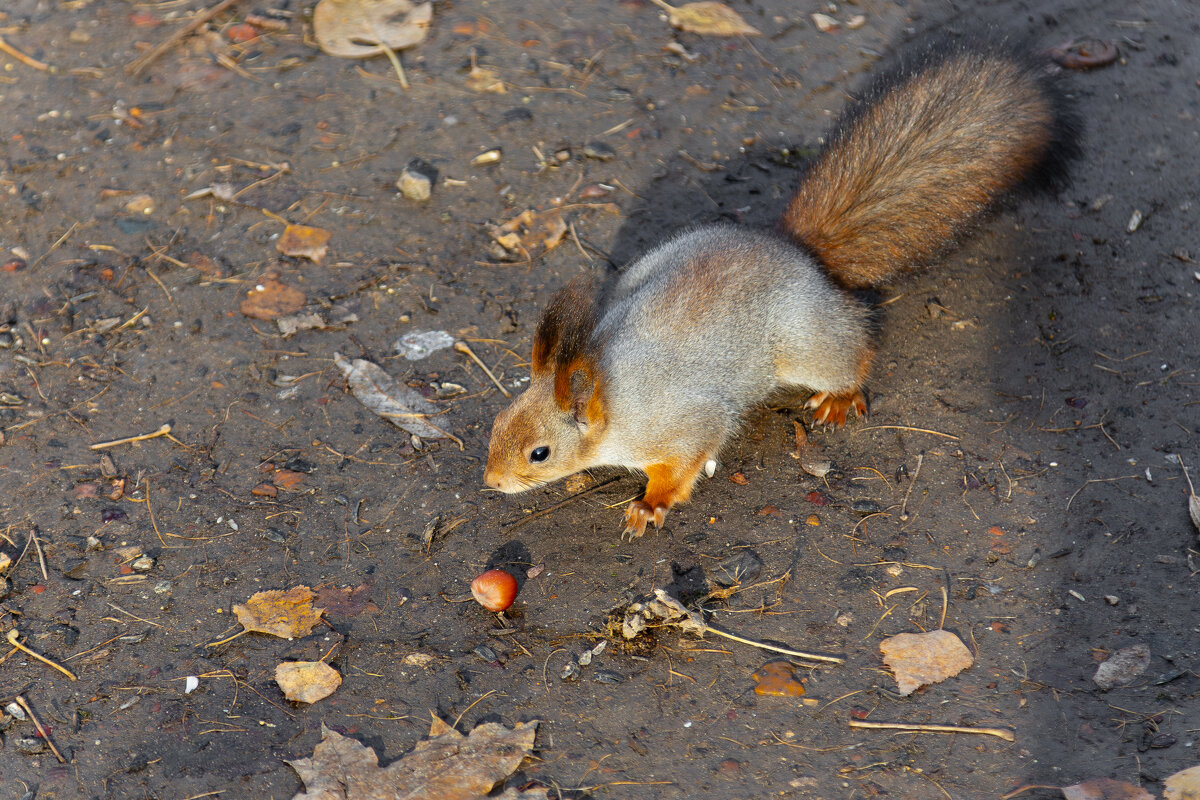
313,0 -> 432,58
1062,778 -> 1153,800
277,224 -> 332,263
648,0 -> 761,36
1164,765 -> 1200,800
276,661 -> 342,703
287,717 -> 540,800
234,586 -> 325,639
879,629 -> 973,696
752,661 -> 806,697
333,353 -> 450,440
315,583 -> 378,617
272,469 -> 307,491
240,278 -> 306,320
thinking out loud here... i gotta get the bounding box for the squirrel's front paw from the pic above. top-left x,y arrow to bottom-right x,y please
622,500 -> 667,539
806,389 -> 867,427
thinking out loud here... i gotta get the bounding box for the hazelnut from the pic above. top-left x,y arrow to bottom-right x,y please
470,569 -> 518,612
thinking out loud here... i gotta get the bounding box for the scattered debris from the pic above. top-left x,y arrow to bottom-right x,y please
1126,209 -> 1144,234
276,661 -> 342,703
1049,38 -> 1119,71
312,0 -> 432,58
615,588 -> 844,664
397,158 -> 437,200
811,13 -> 840,33
879,629 -> 973,696
277,224 -> 332,263
1093,643 -> 1150,690
648,0 -> 761,36
396,329 -> 456,360
287,718 -> 541,800
849,718 -> 1014,742
241,278 -> 307,320
752,661 -> 810,699
334,353 -> 455,441
486,207 -> 568,261
225,586 -> 326,642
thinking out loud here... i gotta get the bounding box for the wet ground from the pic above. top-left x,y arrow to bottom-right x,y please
1,0 -> 1198,797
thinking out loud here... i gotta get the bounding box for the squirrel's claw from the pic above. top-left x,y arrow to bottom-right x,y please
806,389 -> 867,427
622,500 -> 666,539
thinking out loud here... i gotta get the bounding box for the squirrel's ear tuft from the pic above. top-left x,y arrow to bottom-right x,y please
532,280 -> 599,377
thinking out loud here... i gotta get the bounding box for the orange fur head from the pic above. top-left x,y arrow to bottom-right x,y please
484,282 -> 607,493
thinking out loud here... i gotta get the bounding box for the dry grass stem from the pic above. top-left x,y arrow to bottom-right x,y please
849,718 -> 1015,741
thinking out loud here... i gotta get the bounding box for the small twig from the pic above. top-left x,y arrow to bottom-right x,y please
144,477 -> 167,547
90,423 -> 172,450
703,623 -> 845,664
0,35 -> 52,71
15,696 -> 66,763
1065,474 -> 1141,512
454,341 -> 512,398
5,630 -> 79,681
848,718 -> 1014,742
501,477 -> 620,531
28,529 -> 48,582
854,425 -> 959,440
31,221 -> 79,269
899,453 -> 923,521
452,688 -> 498,729
127,0 -> 246,76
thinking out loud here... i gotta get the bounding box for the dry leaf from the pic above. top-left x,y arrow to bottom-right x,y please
288,718 -> 539,800
1164,765 -> 1200,800
1190,492 -> 1200,535
879,629 -> 973,696
466,64 -> 506,93
1062,778 -> 1154,800
1093,643 -> 1150,690
313,0 -> 432,58
333,353 -> 449,440
233,586 -> 325,639
240,278 -> 306,320
652,0 -> 761,36
277,224 -> 332,263
272,469 -> 307,490
752,661 -> 805,697
276,661 -> 342,703
315,583 -> 378,617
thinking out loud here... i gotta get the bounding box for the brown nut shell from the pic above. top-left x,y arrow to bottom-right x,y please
471,569 -> 518,611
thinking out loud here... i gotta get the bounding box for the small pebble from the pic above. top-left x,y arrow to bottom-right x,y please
851,499 -> 883,515
1127,209 -> 1143,233
582,142 -> 616,161
397,158 -> 437,201
132,555 -> 155,572
592,669 -> 624,684
1104,595 -> 1120,605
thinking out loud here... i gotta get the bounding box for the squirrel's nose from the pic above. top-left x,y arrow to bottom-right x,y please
483,469 -> 501,489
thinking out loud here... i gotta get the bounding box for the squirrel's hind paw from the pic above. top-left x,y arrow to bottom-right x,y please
622,500 -> 666,539
806,389 -> 867,427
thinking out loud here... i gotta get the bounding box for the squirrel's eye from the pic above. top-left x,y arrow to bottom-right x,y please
530,446 -> 550,463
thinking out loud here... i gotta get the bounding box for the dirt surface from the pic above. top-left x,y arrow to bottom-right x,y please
1,0 -> 1198,797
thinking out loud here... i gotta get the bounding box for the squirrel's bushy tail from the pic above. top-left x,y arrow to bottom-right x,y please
781,42 -> 1081,289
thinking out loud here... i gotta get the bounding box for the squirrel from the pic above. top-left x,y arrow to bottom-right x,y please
483,40 -> 1080,538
